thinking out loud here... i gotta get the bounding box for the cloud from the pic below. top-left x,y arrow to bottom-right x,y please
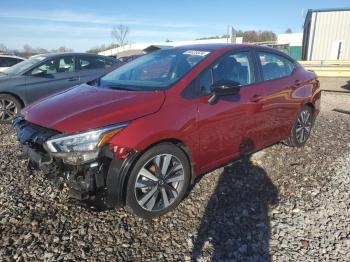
0,8 -> 208,29
1,21 -> 201,40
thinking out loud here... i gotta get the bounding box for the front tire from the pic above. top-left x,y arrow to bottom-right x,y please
285,105 -> 313,147
0,94 -> 22,124
126,143 -> 190,219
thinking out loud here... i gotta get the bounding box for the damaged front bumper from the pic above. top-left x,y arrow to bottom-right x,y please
13,116 -> 135,207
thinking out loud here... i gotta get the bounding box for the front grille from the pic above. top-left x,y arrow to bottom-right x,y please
12,115 -> 60,149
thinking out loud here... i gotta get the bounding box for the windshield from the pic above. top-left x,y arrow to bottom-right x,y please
99,48 -> 212,91
3,56 -> 46,75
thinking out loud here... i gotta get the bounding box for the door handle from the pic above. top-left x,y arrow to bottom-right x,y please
250,94 -> 262,102
68,77 -> 79,82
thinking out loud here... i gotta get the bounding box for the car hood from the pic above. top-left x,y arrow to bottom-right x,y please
22,84 -> 166,133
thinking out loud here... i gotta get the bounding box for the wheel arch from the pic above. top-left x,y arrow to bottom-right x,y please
124,138 -> 196,194
106,138 -> 196,207
304,102 -> 315,111
0,92 -> 25,108
304,102 -> 317,125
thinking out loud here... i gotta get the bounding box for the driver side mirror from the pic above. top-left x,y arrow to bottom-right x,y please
31,68 -> 45,77
208,80 -> 241,105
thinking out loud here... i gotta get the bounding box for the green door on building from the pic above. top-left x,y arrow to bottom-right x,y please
289,46 -> 302,61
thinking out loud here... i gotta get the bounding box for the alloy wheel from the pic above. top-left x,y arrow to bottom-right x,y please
296,109 -> 312,143
134,154 -> 185,212
0,98 -> 18,121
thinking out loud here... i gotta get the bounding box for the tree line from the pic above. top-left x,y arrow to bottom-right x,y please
197,28 -> 293,43
0,24 -> 131,56
197,30 -> 277,43
0,44 -> 74,58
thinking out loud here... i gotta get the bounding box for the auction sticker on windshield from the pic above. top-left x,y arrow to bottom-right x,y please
183,50 -> 210,56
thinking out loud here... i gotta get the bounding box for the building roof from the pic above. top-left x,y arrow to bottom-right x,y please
307,8 -> 350,13
98,37 -> 244,56
304,8 -> 350,28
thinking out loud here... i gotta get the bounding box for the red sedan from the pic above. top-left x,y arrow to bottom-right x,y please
13,44 -> 321,219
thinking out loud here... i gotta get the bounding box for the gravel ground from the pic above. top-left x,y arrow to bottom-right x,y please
319,77 -> 350,92
0,92 -> 350,261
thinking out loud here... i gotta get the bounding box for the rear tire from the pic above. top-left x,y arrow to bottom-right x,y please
285,105 -> 313,147
126,143 -> 190,219
0,94 -> 22,124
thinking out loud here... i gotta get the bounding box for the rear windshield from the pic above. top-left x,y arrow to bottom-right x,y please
99,48 -> 212,91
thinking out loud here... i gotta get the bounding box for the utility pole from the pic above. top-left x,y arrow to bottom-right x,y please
229,25 -> 236,44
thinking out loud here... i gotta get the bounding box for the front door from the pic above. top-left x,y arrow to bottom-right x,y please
25,55 -> 79,104
197,50 -> 258,172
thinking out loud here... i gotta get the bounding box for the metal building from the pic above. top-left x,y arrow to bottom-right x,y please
302,8 -> 350,60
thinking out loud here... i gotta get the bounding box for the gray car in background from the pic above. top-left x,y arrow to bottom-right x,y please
0,55 -> 26,72
0,53 -> 121,123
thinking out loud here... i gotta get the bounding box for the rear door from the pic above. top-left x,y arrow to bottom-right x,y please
251,51 -> 299,145
76,55 -> 110,84
24,55 -> 79,103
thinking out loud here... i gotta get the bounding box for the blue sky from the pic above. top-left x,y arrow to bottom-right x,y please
0,0 -> 349,51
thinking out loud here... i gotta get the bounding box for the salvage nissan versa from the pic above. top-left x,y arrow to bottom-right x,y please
13,44 -> 321,219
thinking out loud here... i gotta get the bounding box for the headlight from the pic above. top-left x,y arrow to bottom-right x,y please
45,123 -> 128,165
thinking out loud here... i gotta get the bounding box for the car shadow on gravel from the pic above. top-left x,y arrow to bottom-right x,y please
192,156 -> 278,261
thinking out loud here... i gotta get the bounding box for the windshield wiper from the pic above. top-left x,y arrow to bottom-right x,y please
104,85 -> 139,91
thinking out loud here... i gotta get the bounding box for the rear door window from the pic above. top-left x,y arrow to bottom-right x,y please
105,58 -> 118,68
78,56 -> 106,71
258,52 -> 295,81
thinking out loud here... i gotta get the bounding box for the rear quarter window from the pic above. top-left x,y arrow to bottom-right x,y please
258,52 -> 295,81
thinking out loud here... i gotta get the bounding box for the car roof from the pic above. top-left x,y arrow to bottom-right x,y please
0,54 -> 26,60
171,43 -> 293,59
30,52 -> 106,59
172,43 -> 251,50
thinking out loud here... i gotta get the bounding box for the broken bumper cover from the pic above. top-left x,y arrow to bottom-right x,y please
13,115 -> 58,168
12,115 -> 136,207
13,115 -> 59,151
